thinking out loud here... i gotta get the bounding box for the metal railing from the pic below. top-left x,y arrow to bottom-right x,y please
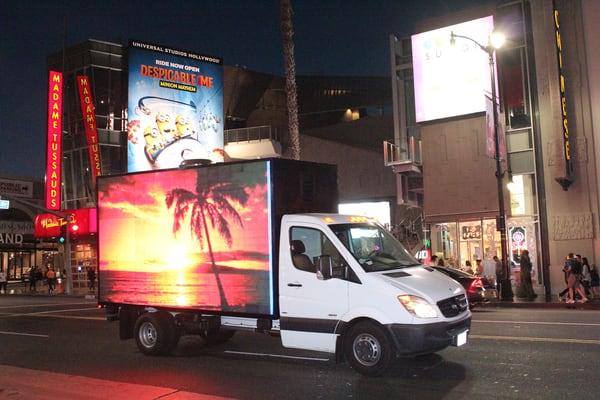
224,126 -> 282,144
383,137 -> 422,166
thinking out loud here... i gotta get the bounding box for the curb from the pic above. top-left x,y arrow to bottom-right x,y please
479,300 -> 600,310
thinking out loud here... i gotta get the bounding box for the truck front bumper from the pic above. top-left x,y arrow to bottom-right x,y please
385,315 -> 471,356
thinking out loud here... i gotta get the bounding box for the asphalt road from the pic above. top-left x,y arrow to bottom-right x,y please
1,296 -> 599,399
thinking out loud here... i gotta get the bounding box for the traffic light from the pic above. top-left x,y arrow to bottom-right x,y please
57,224 -> 67,244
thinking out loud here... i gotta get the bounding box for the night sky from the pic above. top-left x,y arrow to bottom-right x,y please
0,0 -> 495,179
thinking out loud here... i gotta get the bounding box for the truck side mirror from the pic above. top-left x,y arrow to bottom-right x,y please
315,255 -> 333,280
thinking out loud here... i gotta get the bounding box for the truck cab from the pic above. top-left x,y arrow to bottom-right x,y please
279,214 -> 471,376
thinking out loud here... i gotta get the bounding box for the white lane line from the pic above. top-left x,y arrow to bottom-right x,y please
470,335 -> 600,345
0,302 -> 95,310
225,350 -> 329,362
30,314 -> 105,321
474,320 -> 600,327
0,330 -> 49,338
0,307 -> 102,320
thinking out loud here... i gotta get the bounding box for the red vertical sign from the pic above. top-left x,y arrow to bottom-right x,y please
46,71 -> 63,210
76,75 -> 102,186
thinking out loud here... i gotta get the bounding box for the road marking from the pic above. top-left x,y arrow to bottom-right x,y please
470,335 -> 600,345
0,330 -> 49,338
225,350 -> 329,362
0,302 -> 95,310
474,320 -> 600,327
0,307 -> 103,320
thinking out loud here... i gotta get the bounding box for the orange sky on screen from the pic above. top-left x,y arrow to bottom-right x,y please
99,168 -> 269,273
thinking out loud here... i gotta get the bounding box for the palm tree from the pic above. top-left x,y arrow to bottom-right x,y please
280,0 -> 300,160
165,171 -> 249,307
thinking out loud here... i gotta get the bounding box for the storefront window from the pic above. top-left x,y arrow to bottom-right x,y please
508,174 -> 537,215
458,221 -> 482,271
431,223 -> 457,267
507,217 -> 539,284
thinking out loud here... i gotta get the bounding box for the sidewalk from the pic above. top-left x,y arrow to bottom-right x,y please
480,294 -> 600,310
0,365 -> 231,400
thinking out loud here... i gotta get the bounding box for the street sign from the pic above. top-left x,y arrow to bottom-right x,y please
0,199 -> 10,209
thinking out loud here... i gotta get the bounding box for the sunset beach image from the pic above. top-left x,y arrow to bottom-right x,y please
98,161 -> 273,315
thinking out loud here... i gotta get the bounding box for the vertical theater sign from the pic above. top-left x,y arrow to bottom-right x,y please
76,75 -> 102,186
46,71 -> 63,210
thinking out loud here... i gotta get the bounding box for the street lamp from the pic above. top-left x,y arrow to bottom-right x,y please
450,30 -> 513,300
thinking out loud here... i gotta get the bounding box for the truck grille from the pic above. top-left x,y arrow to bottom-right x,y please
437,294 -> 468,318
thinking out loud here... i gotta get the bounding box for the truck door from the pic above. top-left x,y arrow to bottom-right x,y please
279,224 -> 350,352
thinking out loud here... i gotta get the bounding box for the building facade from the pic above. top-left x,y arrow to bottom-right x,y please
44,39 -> 399,290
388,0 -> 600,297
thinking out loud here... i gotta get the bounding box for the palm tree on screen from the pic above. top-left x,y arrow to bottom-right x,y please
166,172 -> 248,307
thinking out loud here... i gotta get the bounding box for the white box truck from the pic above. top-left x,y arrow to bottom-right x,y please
98,159 -> 471,376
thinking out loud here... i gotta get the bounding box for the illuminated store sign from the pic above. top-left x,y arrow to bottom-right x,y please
34,208 -> 97,238
76,75 -> 102,185
127,40 -> 224,172
461,225 -> 482,240
553,4 -> 573,180
46,70 -> 63,210
412,16 -> 494,122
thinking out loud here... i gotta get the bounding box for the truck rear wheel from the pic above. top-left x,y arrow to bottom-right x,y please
134,312 -> 179,356
343,321 -> 393,376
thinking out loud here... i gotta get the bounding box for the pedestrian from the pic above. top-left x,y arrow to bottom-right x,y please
463,260 -> 472,273
437,257 -> 445,267
581,257 -> 592,297
565,253 -> 587,304
494,255 -> 505,294
0,267 -> 7,294
589,264 -> 600,298
29,266 -> 37,292
87,267 -> 96,291
516,250 -> 536,300
474,259 -> 483,276
429,255 -> 438,267
46,267 -> 56,295
559,254 -> 573,301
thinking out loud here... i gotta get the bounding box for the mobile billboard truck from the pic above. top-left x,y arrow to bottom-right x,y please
98,158 -> 471,376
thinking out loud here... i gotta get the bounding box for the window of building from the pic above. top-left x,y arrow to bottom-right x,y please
431,223 -> 458,266
508,173 -> 537,215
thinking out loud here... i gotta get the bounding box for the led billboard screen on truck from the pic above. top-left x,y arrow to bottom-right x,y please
98,161 -> 273,315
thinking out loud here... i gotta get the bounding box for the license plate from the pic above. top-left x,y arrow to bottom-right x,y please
455,330 -> 468,347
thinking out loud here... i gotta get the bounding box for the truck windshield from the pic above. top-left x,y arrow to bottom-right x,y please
329,223 -> 421,272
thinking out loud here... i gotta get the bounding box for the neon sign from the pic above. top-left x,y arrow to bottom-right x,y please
45,71 -> 63,210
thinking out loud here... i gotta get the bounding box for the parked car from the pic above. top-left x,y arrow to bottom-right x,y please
431,266 -> 497,306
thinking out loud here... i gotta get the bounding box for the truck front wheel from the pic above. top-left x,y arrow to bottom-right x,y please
343,321 -> 393,376
134,312 -> 179,356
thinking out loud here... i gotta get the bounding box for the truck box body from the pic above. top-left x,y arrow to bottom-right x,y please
98,158 -> 337,318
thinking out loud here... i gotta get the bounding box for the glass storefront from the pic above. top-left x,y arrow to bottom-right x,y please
431,216 -> 539,284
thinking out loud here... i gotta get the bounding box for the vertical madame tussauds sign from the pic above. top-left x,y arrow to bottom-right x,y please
76,75 -> 102,186
46,71 -> 63,210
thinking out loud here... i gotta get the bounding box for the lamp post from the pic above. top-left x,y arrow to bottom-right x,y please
450,30 -> 513,300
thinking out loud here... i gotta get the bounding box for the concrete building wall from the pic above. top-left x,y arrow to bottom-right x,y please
530,0 -> 599,292
421,116 -> 505,222
296,135 -> 396,204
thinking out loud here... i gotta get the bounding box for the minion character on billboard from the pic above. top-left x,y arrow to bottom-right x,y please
127,41 -> 224,172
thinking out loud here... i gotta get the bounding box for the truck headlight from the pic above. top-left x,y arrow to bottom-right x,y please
398,295 -> 438,318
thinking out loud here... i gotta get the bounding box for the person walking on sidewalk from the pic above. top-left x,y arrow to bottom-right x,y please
566,254 -> 588,304
0,267 -> 7,294
29,266 -> 37,292
46,267 -> 56,295
87,267 -> 96,292
581,257 -> 592,297
516,250 -> 536,300
589,264 -> 600,298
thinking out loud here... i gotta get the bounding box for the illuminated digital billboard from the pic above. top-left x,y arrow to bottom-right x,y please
411,16 -> 494,122
98,161 -> 272,315
127,41 -> 224,172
